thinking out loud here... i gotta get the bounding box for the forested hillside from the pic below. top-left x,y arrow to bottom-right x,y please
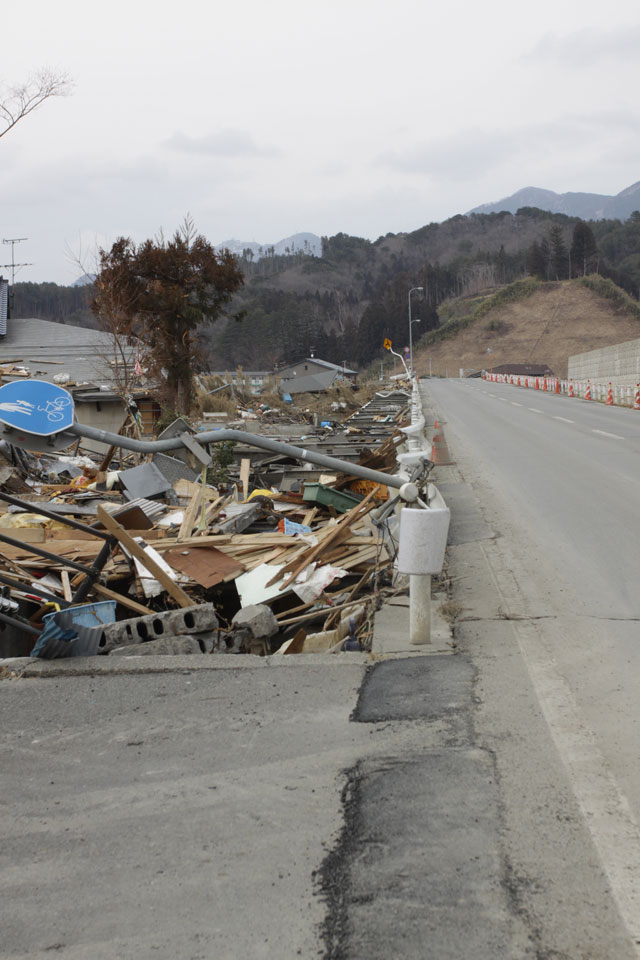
10,281 -> 98,329
10,208 -> 640,372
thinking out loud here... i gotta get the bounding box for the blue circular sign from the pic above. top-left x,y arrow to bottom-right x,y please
0,379 -> 75,436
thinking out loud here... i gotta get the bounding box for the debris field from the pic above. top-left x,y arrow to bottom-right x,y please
0,387 -> 420,661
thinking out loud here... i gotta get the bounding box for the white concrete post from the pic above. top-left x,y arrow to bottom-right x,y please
410,574 -> 431,644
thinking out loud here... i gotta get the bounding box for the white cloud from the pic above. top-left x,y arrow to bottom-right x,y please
164,129 -> 279,158
528,24 -> 640,65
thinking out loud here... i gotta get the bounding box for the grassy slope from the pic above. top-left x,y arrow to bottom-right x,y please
413,278 -> 640,378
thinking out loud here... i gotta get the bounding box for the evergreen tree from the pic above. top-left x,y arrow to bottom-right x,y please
548,226 -> 569,280
527,241 -> 546,279
570,222 -> 598,277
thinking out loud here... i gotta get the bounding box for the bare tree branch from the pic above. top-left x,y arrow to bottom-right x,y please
0,68 -> 73,140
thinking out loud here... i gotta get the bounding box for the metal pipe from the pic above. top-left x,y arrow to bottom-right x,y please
0,610 -> 40,636
68,424 -> 407,491
71,538 -> 115,604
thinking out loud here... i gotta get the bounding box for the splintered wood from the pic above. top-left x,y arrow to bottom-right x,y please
0,389 -> 408,653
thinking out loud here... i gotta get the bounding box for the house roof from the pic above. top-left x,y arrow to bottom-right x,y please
0,317 -> 137,386
280,357 -> 357,376
279,369 -> 338,394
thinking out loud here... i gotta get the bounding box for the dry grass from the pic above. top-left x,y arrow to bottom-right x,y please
414,279 -> 640,378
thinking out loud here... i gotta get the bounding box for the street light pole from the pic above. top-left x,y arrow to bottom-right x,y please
408,286 -> 423,377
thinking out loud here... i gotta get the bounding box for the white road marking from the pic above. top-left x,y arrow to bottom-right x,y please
511,402 -> 522,407
488,393 -> 497,397
593,429 -> 624,440
528,407 -> 543,413
553,416 -> 575,424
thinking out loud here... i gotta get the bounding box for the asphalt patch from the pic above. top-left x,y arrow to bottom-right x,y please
353,654 -> 475,723
319,749 -> 513,960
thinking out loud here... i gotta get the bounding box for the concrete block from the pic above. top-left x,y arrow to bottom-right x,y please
109,636 -> 207,656
99,604 -> 218,653
231,604 -> 279,639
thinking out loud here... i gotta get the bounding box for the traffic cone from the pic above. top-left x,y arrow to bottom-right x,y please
543,378 -> 547,392
517,376 -> 521,387
535,377 -> 539,390
585,380 -> 592,401
568,380 -> 574,398
606,382 -> 614,405
634,384 -> 640,410
554,378 -> 560,394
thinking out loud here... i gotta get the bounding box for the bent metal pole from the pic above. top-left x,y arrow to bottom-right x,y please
66,423 -> 417,496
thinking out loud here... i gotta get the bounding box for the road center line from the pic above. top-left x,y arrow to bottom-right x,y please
593,429 -> 624,440
553,416 -> 575,424
528,408 -> 543,413
510,402 -> 522,407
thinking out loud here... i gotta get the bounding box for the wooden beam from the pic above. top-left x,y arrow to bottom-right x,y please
91,581 -> 154,616
96,506 -> 193,608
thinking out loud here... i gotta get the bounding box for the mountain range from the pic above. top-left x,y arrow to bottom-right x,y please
215,232 -> 322,260
468,181 -> 640,221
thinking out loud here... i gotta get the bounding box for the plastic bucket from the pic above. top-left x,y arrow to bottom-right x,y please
43,600 -> 117,630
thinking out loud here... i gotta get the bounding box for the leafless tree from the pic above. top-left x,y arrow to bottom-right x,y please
0,68 -> 73,141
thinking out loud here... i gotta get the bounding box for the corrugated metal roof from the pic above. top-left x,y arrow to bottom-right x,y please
0,317 -> 136,385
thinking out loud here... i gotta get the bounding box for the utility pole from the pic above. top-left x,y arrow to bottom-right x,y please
2,238 -> 31,284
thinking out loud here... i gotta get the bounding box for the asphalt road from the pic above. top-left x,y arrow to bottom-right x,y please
428,377 -> 640,622
4,378 -> 640,959
426,376 -> 640,953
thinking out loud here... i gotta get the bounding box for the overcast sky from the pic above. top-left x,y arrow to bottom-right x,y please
1,0 -> 639,284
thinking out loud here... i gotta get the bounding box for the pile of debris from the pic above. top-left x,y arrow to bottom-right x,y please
0,386 -> 421,661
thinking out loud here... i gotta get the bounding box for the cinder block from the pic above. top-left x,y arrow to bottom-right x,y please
99,604 -> 218,653
109,636 -> 207,656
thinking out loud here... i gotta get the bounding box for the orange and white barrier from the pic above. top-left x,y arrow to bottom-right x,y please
480,371 -> 640,408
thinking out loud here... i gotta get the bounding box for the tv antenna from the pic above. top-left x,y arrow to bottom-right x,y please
1,237 -> 31,284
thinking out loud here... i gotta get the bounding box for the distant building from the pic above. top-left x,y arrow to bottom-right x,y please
474,362 -> 554,379
277,357 -> 357,394
0,316 -> 160,448
207,370 -> 270,394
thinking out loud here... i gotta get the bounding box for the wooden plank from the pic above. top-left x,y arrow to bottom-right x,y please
0,526 -> 46,543
60,570 -> 72,603
301,507 -> 318,527
173,478 -> 218,501
96,505 -> 193,608
177,488 -> 201,541
90,582 -> 154,616
271,489 -> 379,591
240,458 -> 251,500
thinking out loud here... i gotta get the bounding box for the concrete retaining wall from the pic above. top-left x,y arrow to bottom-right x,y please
568,337 -> 640,386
